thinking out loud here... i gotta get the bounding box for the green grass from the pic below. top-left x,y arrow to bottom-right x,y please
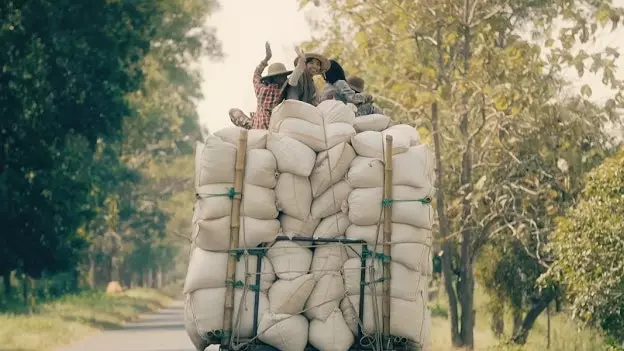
0,288 -> 172,351
428,283 -> 609,351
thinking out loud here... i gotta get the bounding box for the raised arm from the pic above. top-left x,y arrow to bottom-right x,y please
253,42 -> 273,95
287,46 -> 306,87
334,80 -> 367,104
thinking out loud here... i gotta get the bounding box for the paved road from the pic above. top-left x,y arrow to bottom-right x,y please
57,299 -> 213,351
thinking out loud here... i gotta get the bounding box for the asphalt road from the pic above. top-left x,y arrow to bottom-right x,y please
56,300 -> 218,351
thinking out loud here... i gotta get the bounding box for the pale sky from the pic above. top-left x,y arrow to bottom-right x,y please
197,1 -> 624,137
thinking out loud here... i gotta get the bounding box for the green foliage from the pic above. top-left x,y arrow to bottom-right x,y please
547,150 -> 624,344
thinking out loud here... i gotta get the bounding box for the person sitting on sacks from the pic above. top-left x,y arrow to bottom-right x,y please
229,42 -> 292,130
319,60 -> 373,109
346,75 -> 384,116
282,47 -> 330,106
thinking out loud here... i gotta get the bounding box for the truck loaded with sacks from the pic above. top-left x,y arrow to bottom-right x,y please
184,99 -> 435,351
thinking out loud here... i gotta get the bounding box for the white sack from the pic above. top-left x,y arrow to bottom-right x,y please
317,99 -> 356,125
266,133 -> 316,177
185,287 -> 269,339
342,258 -> 428,301
275,173 -> 312,221
245,149 -> 278,188
195,137 -> 236,188
194,216 -> 279,251
393,145 -> 435,189
345,224 -> 433,274
280,214 -> 320,237
347,186 -> 434,229
304,273 -> 344,321
214,127 -> 268,149
346,157 -> 384,189
309,309 -> 355,351
310,142 -> 356,197
311,180 -> 352,220
185,296 -> 213,349
353,114 -> 391,132
272,118 -> 356,152
421,309 -> 432,351
351,131 -> 410,159
384,124 -> 420,146
242,184 -> 278,220
258,313 -> 309,351
313,213 -> 350,239
268,273 -> 316,314
270,99 -> 324,126
345,294 -> 428,344
266,241 -> 313,280
194,184 -> 234,220
310,245 -> 348,280
235,254 -> 276,292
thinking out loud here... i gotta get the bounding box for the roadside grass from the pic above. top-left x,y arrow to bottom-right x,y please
428,283 -> 609,351
0,288 -> 171,351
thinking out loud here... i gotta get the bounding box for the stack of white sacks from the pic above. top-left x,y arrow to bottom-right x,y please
184,100 -> 434,351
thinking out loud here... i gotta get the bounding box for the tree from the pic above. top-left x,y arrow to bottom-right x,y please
297,0 -> 623,347
546,149 -> 624,345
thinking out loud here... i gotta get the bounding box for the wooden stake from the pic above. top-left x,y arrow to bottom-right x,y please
382,134 -> 393,342
221,129 -> 248,348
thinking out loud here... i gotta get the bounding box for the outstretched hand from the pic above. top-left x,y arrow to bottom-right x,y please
295,46 -> 306,66
264,42 -> 272,61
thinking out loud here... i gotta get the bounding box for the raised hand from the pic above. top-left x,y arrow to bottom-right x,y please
294,46 -> 306,66
264,41 -> 272,61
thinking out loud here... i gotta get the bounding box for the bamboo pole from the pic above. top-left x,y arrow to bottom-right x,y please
221,129 -> 248,348
382,134 -> 393,342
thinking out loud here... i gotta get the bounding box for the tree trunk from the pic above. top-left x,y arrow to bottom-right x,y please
512,307 -> 523,336
512,291 -> 556,344
88,254 -> 96,289
156,267 -> 163,289
2,270 -> 11,297
430,20 -> 462,347
147,268 -> 153,288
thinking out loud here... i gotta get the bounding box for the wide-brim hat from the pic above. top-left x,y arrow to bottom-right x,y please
346,76 -> 365,93
293,53 -> 330,74
261,62 -> 292,83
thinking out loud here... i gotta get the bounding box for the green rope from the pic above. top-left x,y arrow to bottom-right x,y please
231,248 -> 266,261
196,187 -> 240,200
382,196 -> 432,208
230,280 -> 260,292
362,247 -> 392,263
361,276 -> 390,286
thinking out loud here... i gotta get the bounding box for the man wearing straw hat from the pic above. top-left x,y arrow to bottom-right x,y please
346,75 -> 384,116
229,42 -> 293,130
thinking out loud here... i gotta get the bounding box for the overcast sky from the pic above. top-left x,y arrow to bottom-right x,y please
197,0 -> 624,135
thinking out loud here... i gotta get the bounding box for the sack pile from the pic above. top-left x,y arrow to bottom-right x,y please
184,100 -> 434,351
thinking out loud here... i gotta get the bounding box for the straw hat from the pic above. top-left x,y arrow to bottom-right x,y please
346,76 -> 365,93
292,53 -> 330,74
261,62 -> 292,83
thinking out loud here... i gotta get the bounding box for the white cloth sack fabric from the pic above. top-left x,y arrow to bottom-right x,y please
344,294 -> 428,344
244,149 -> 278,188
313,213 -> 350,239
213,127 -> 268,149
280,214 -> 320,237
193,216 -> 279,251
353,114 -> 391,132
184,248 -> 277,294
185,287 -> 269,339
351,131 -> 410,159
310,142 -> 356,198
270,99 -> 324,126
310,180 -> 352,220
241,183 -> 278,220
309,309 -> 355,351
266,241 -> 313,280
392,145 -> 435,189
194,184 -> 234,220
346,157 -> 384,189
266,133 -> 316,177
310,245 -> 349,280
342,258 -> 428,301
340,297 -> 359,335
275,173 -> 312,221
345,224 -> 433,274
235,254 -> 276,292
195,137 -> 236,188
317,99 -> 356,125
268,273 -> 316,314
258,313 -> 309,351
384,124 -> 420,146
304,272 -> 344,321
271,118 -> 356,152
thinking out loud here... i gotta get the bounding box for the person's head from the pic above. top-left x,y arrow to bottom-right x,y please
261,62 -> 291,86
346,76 -> 365,93
293,53 -> 329,76
324,60 -> 347,84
